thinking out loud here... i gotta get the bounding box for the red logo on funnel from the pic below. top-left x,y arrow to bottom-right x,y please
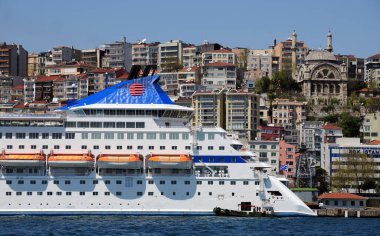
130,83 -> 144,96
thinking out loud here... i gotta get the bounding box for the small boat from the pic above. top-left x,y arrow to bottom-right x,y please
0,150 -> 45,167
213,207 -> 273,217
147,154 -> 192,169
97,154 -> 142,169
48,151 -> 94,167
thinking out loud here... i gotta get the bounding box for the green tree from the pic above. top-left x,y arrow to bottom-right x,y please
322,114 -> 339,123
271,71 -> 300,97
255,76 -> 271,94
338,112 -> 361,137
313,167 -> 330,194
365,97 -> 380,113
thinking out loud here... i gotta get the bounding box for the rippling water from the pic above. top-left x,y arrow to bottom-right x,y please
0,216 -> 379,235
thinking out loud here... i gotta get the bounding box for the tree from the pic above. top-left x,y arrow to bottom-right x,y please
313,167 -> 330,194
271,71 -> 300,98
338,112 -> 361,137
322,114 -> 339,123
365,97 -> 380,113
160,57 -> 183,72
255,76 -> 271,94
332,152 -> 375,193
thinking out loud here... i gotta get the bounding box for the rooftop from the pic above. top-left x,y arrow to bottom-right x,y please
318,193 -> 367,200
305,50 -> 336,61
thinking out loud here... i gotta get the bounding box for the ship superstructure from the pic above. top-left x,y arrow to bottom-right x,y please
0,75 -> 315,216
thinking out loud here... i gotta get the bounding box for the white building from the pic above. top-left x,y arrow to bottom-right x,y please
132,42 -> 159,66
201,49 -> 235,66
102,38 -> 132,71
158,40 -> 184,72
201,62 -> 236,90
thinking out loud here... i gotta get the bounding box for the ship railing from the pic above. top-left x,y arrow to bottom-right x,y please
0,113 -> 64,119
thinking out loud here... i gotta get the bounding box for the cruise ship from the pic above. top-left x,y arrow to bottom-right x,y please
0,74 -> 316,216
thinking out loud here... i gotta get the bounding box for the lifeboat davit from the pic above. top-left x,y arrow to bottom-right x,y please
0,151 -> 45,167
148,154 -> 192,169
48,152 -> 94,168
97,154 -> 142,169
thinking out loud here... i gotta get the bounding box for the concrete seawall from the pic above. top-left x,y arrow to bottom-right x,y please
316,209 -> 380,218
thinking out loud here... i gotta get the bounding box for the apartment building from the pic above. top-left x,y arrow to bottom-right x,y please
102,38 -> 132,71
45,61 -> 94,76
335,54 -> 365,82
299,121 -> 323,153
132,42 -> 159,66
361,112 -> 380,142
225,89 -> 260,141
365,54 -> 380,88
51,46 -> 81,64
81,48 -> 105,68
201,49 -> 236,65
246,49 -> 279,80
192,89 -> 225,128
248,140 -> 279,174
182,45 -> 196,68
257,125 -> 285,141
158,40 -> 185,72
279,140 -> 298,187
201,62 -> 237,90
0,43 -> 28,77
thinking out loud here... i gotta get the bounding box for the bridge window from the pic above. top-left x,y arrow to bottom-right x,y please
81,133 -> 89,139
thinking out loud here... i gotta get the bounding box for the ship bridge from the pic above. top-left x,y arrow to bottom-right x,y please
59,75 -> 193,119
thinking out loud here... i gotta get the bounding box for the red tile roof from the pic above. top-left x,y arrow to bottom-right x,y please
12,85 -> 24,90
358,88 -> 369,93
117,72 -> 130,80
203,62 -> 236,67
36,75 -> 64,82
318,193 -> 367,200
369,140 -> 380,145
45,61 -> 94,68
31,100 -> 47,104
179,66 -> 198,72
367,53 -> 380,59
91,68 -> 116,74
322,124 -> 342,130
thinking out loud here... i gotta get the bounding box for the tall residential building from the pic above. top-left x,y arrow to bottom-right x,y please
192,89 -> 260,141
271,99 -> 307,131
365,54 -> 380,88
299,121 -> 323,154
194,42 -> 222,66
201,49 -> 236,65
158,40 -> 185,72
51,46 -> 81,64
361,111 -> 380,142
23,77 -> 35,102
192,89 -> 225,128
279,140 -> 298,187
232,47 -> 249,69
158,72 -> 180,96
0,43 -> 28,77
182,45 -> 196,68
27,51 -> 51,76
225,89 -> 260,141
321,124 -> 343,144
87,68 -> 125,95
102,38 -> 132,71
81,48 -> 105,68
335,55 -> 365,82
273,32 -> 308,74
132,42 -> 159,66
201,62 -> 237,90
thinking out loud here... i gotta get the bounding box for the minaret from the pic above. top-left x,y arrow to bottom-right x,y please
291,30 -> 297,73
326,30 -> 333,52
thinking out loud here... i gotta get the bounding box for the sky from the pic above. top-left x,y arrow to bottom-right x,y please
1,0 -> 379,58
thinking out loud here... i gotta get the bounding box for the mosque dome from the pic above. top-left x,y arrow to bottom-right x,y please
305,50 -> 336,61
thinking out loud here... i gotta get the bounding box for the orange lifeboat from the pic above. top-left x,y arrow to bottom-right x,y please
148,154 -> 192,169
97,154 -> 142,169
48,152 -> 94,168
0,151 -> 45,167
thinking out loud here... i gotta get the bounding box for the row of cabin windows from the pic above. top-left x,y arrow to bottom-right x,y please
5,145 -> 225,151
324,200 -> 364,207
6,191 -> 237,197
64,121 -> 145,129
81,109 -> 192,119
7,179 -> 258,186
0,132 -> 215,141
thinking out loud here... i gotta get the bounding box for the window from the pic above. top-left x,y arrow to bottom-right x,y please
136,122 -> 145,128
52,133 -> 62,139
147,133 -> 156,140
6,180 -> 12,184
243,181 -> 249,185
91,133 -> 101,139
56,192 -> 62,196
6,145 -> 12,149
160,146 -> 165,150
93,192 -> 98,196
334,200 -> 338,206
126,122 -> 135,128
42,133 -> 49,139
116,180 -> 122,185
42,180 -> 47,184
148,192 -> 154,196
208,181 -> 213,185
149,146 -> 154,150
65,180 -> 71,185
159,133 -> 166,140
196,181 -> 202,185
351,201 -> 355,206
42,145 -> 48,149
230,181 -> 236,185
169,133 -> 179,140
6,192 -> 11,196
65,145 -> 71,150
54,180 -> 59,184
16,192 -> 22,196
137,133 -> 144,139
184,181 -> 190,185
116,122 -> 125,128
209,192 -> 212,196
31,180 -> 37,185
37,192 -> 43,196
127,145 -> 132,150
197,146 -> 202,150
126,133 -> 134,139
16,133 -> 26,139
182,133 -> 189,140
80,192 -> 85,196
66,192 -> 72,196
27,192 -> 32,196
137,192 -> 143,196
65,133 -> 75,139
80,180 -> 86,184
160,180 -> 165,185
255,181 -> 260,185
105,180 -> 110,184
29,133 -> 39,139
19,145 -> 24,149
185,146 -> 191,150
105,145 -> 111,150
172,146 -> 177,150
105,192 -> 110,196
47,192 -> 53,196
5,133 -> 12,139
137,146 -> 143,150
271,145 -> 277,149
81,145 -> 87,150
81,133 -> 89,139
117,133 -> 124,139
93,180 -> 98,184
117,146 -> 122,150
104,133 -> 114,139
208,133 -> 215,140
31,145 -> 37,149
137,180 -> 143,185
208,146 -> 213,150
93,145 -> 99,150
171,180 -> 177,185
103,122 -> 115,128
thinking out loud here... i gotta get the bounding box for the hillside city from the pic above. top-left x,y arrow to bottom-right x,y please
1,31 -> 380,196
